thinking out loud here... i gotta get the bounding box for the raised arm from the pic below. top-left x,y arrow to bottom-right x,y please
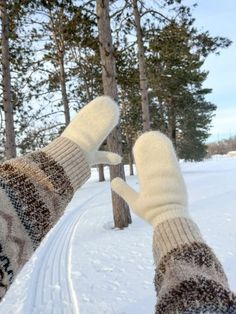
0,96 -> 121,300
112,131 -> 236,313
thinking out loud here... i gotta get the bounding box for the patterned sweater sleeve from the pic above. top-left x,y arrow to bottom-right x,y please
0,137 -> 90,300
153,217 -> 236,313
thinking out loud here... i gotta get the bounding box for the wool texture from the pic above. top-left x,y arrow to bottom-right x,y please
1,109 -> 235,312
153,217 -> 236,313
111,131 -> 189,227
112,130 -> 236,313
62,95 -> 121,166
0,137 -> 90,300
0,95 -> 121,300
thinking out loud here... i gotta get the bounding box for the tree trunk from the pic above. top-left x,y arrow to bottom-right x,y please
129,151 -> 134,176
48,8 -> 70,126
98,143 -> 106,182
127,137 -> 134,176
96,0 -> 132,228
59,54 -> 70,126
132,0 -> 150,131
98,164 -> 105,182
0,0 -> 16,159
170,121 -> 177,148
168,106 -> 177,148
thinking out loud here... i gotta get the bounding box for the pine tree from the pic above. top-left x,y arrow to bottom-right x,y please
147,19 -> 231,160
116,45 -> 142,175
132,0 -> 150,131
0,0 -> 16,159
96,0 -> 131,228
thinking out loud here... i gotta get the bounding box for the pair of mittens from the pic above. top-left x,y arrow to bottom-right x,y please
63,96 -> 188,228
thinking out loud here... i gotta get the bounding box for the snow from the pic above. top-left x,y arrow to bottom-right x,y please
1,157 -> 236,314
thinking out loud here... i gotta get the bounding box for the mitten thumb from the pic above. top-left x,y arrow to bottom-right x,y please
90,151 -> 121,166
111,178 -> 138,208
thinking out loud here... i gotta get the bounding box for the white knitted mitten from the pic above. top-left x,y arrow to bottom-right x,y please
111,131 -> 189,228
62,96 -> 121,166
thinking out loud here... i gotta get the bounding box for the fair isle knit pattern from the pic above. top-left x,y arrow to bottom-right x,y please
0,137 -> 90,300
153,217 -> 236,313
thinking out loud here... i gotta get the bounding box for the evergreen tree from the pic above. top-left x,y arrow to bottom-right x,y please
131,0 -> 150,131
116,46 -> 142,175
147,20 -> 230,160
0,0 -> 16,158
96,0 -> 132,228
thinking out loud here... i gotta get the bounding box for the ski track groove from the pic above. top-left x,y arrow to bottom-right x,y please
22,186 -> 107,314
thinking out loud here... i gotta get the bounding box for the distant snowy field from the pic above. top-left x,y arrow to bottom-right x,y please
1,157 -> 236,314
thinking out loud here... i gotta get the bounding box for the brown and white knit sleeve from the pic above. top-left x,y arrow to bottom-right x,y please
0,137 -> 90,300
153,217 -> 236,313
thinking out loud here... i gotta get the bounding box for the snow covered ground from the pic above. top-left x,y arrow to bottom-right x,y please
1,156 -> 236,314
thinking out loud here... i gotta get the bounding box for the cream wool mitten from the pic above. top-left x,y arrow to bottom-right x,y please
62,96 -> 121,166
111,131 -> 189,228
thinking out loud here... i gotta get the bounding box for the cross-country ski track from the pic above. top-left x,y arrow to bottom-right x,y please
1,160 -> 236,314
23,186 -> 108,314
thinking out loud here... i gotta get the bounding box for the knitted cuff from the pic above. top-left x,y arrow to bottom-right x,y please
42,137 -> 91,190
153,217 -> 203,265
150,206 -> 189,228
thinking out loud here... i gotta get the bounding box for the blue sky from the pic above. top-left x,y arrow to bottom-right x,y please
188,0 -> 236,142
